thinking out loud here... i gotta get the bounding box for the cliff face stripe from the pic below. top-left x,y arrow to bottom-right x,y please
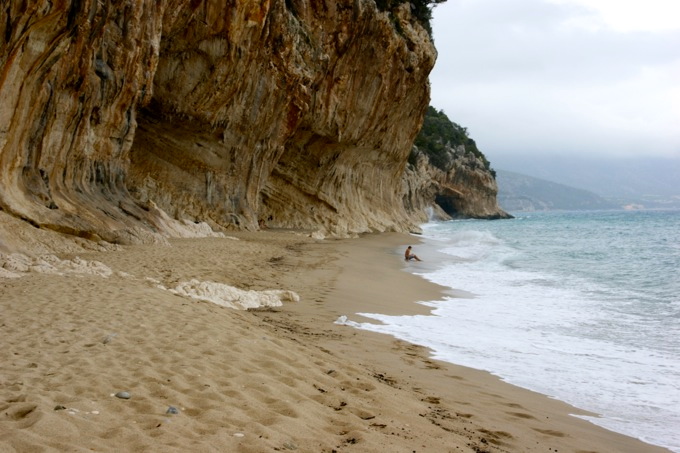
1,0 -> 164,243
2,1 -> 503,243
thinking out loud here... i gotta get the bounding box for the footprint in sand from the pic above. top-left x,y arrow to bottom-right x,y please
478,428 -> 514,440
532,428 -> 567,437
503,402 -> 526,409
507,411 -> 537,420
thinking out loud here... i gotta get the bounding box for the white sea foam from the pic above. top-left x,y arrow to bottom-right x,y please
349,211 -> 680,452
334,315 -> 362,328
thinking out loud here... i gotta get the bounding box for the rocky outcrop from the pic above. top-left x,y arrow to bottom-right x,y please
403,146 -> 512,222
128,0 -> 435,236
1,1 -> 503,245
1,0 -> 165,243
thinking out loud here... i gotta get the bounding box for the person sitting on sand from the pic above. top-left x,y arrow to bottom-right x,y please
404,246 -> 422,261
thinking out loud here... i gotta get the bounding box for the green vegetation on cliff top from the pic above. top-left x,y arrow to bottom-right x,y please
412,106 -> 493,175
376,0 -> 446,35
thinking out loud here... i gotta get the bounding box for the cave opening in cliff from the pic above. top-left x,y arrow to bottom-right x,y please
434,195 -> 459,218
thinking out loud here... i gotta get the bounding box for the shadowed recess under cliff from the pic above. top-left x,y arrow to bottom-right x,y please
127,0 -> 436,236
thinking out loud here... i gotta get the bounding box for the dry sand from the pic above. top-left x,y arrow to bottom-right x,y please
0,228 -> 671,452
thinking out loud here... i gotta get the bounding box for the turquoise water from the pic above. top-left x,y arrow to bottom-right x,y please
348,210 -> 680,451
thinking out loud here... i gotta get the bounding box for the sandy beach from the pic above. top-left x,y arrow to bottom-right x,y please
0,228 -> 671,452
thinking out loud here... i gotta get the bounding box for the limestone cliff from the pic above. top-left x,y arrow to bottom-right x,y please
1,0 -> 497,246
403,107 -> 510,223
403,146 -> 512,223
128,0 -> 435,236
1,0 -> 165,243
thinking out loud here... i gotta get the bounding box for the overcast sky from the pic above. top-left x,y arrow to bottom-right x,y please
428,0 -> 680,160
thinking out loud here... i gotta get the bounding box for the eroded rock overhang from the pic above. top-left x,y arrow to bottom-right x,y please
0,0 -> 436,242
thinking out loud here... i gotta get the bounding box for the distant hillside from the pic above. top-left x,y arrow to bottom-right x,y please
496,170 -> 618,212
491,155 -> 680,209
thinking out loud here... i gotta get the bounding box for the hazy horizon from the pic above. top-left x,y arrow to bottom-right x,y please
489,153 -> 679,201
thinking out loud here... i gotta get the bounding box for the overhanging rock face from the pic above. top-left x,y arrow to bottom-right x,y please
1,0 -> 165,243
1,0 -> 436,241
403,147 -> 512,223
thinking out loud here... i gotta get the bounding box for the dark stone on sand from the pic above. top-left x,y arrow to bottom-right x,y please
54,405 -> 67,411
166,406 -> 179,414
115,391 -> 131,399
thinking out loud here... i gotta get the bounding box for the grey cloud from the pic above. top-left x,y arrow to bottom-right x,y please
428,0 -> 680,157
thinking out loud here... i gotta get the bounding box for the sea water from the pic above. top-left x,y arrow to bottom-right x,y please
346,210 -> 680,452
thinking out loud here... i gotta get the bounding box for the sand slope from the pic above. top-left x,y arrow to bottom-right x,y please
0,230 -> 670,452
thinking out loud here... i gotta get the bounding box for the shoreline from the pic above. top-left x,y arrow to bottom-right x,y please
309,232 -> 672,453
0,229 -> 671,452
